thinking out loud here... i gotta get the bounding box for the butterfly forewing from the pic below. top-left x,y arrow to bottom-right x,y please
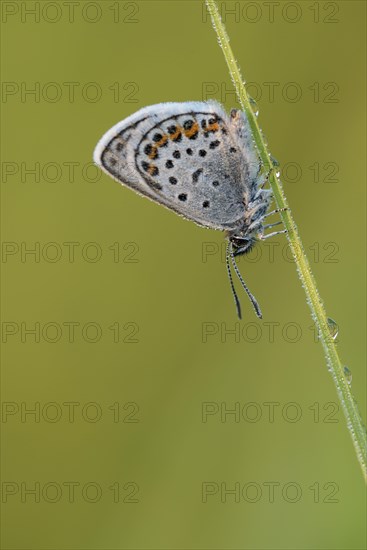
94,101 -> 253,230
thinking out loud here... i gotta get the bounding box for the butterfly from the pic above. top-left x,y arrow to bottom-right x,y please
94,101 -> 285,318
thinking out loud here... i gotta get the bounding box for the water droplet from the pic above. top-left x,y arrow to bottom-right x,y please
343,366 -> 352,385
275,170 -> 281,178
249,96 -> 259,117
270,155 -> 280,168
327,317 -> 339,340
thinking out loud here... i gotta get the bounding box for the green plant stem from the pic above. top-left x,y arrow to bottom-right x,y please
206,0 -> 367,481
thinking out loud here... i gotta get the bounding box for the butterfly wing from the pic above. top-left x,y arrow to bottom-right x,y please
94,101 -> 260,231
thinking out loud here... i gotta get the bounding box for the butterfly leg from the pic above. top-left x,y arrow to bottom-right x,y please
259,229 -> 288,240
263,207 -> 288,218
263,220 -> 283,230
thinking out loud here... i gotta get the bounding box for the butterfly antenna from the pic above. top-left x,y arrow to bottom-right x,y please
226,241 -> 242,320
228,241 -> 263,319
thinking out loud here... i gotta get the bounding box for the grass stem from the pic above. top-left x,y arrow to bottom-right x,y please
206,0 -> 367,481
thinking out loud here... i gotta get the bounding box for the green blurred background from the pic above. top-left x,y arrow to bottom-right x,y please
1,1 -> 366,548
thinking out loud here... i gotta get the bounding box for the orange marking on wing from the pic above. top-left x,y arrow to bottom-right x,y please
184,122 -> 199,138
169,127 -> 182,141
206,122 -> 219,132
156,135 -> 169,148
148,164 -> 156,175
148,147 -> 158,159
